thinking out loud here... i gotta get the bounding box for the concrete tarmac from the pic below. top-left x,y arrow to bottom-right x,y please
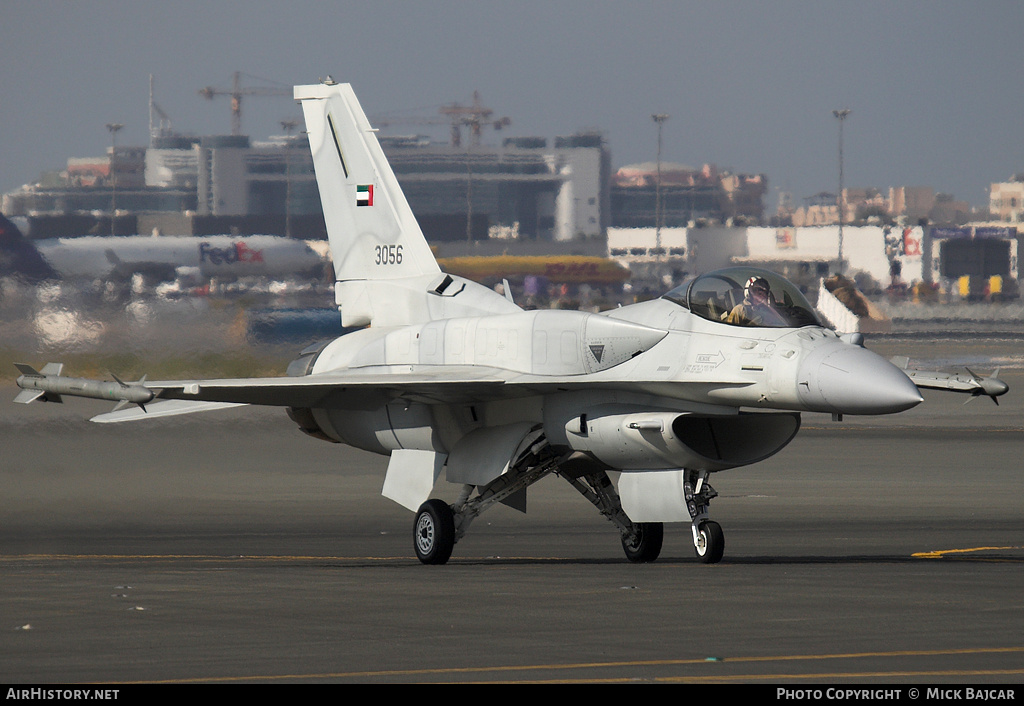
1,339 -> 1022,684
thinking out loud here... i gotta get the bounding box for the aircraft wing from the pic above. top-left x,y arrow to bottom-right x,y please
143,367 -> 513,407
16,363 -> 519,423
17,362 -> 751,424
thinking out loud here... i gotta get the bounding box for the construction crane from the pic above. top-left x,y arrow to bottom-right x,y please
373,91 -> 510,147
199,71 -> 292,136
441,91 -> 511,147
149,75 -> 174,143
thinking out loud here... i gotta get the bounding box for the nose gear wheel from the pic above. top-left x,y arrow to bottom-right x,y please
686,470 -> 724,564
694,520 -> 724,564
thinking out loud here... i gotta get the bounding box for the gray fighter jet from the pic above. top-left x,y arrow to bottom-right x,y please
15,80 -> 1002,565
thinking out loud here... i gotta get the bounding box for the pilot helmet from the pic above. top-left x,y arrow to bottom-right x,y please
745,276 -> 770,300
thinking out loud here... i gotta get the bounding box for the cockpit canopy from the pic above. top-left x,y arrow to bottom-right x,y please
663,267 -> 821,329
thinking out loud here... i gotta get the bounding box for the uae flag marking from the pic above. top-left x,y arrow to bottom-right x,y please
356,184 -> 374,206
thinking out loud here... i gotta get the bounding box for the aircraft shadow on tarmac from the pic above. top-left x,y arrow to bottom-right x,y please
295,551 -> 1024,567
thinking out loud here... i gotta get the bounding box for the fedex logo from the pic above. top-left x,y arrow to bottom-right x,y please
199,241 -> 265,265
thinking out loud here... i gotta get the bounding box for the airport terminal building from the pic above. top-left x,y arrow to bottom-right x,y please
2,115 -> 1019,296
3,130 -> 614,244
3,127 -> 764,246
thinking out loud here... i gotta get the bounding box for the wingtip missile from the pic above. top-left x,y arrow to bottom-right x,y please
14,363 -> 155,408
895,359 -> 1010,405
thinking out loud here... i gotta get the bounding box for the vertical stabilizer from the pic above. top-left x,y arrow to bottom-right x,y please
0,214 -> 59,283
296,81 -> 440,284
296,80 -> 518,327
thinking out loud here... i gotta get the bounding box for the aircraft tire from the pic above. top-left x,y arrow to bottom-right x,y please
694,520 -> 724,564
413,499 -> 455,565
622,522 -> 664,563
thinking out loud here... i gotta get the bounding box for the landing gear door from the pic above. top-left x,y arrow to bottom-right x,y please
382,449 -> 446,511
446,422 -> 537,486
619,470 -> 691,522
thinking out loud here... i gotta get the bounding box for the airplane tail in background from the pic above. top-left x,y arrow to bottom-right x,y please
0,213 -> 59,284
295,80 -> 519,328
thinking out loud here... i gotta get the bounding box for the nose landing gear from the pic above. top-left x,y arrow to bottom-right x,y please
686,470 -> 724,564
693,520 -> 724,564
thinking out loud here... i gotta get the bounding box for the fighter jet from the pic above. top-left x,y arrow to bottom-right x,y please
16,79 -> 981,565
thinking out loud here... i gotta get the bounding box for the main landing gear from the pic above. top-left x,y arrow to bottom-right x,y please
413,499 -> 456,565
414,430 -> 562,565
621,522 -> 664,563
561,470 -> 664,563
414,469 -> 669,565
411,438 -> 725,565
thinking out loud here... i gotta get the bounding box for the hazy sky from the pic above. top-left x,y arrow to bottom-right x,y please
3,1 -> 1022,209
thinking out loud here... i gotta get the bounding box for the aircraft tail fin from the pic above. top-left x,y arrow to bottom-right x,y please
295,79 -> 518,327
296,80 -> 439,283
0,213 -> 59,283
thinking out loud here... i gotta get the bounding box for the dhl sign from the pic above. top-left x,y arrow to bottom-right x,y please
436,255 -> 630,285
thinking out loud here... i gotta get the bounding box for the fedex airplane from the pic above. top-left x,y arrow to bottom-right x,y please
30,233 -> 326,283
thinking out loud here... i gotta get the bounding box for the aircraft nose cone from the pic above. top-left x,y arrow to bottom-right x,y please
799,343 -> 923,415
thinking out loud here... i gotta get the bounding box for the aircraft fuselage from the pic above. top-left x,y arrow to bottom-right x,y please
290,301 -> 921,471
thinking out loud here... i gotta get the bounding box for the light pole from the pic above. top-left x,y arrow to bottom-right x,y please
832,108 -> 850,273
652,113 -> 669,255
106,122 -> 123,236
280,119 -> 299,239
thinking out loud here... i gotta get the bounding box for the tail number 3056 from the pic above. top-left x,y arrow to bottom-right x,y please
374,244 -> 403,265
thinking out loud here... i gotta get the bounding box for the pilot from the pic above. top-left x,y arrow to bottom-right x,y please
726,276 -> 785,327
